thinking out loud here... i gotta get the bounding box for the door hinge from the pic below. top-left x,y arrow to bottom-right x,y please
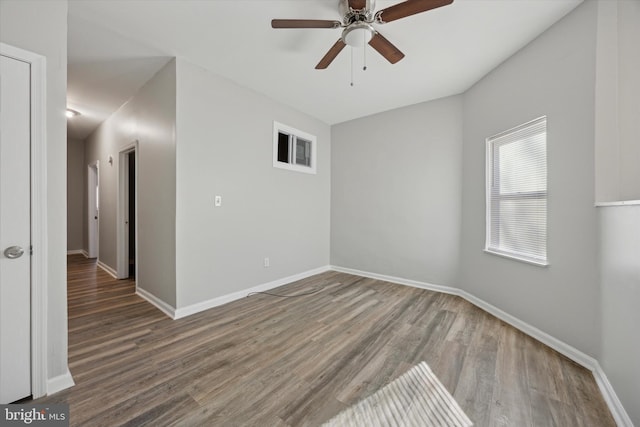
30,245 -> 33,256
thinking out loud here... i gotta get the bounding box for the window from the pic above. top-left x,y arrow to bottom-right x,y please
273,121 -> 316,174
486,116 -> 547,266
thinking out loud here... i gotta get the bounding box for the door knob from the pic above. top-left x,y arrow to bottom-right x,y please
4,246 -> 24,259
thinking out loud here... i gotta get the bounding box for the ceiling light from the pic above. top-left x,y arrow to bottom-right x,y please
342,23 -> 374,47
66,108 -> 80,118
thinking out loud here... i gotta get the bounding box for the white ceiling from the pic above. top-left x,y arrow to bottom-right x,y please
67,0 -> 583,141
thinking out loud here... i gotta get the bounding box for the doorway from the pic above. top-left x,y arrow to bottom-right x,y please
118,143 -> 137,279
87,162 -> 99,259
127,152 -> 136,277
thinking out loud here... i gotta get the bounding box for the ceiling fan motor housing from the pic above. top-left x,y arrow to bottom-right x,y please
339,0 -> 376,24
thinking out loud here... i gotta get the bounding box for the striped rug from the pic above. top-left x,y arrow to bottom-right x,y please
323,362 -> 473,427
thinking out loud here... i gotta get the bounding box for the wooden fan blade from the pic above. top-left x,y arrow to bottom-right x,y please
315,39 -> 346,69
368,32 -> 405,64
271,19 -> 341,29
377,0 -> 453,23
348,0 -> 367,9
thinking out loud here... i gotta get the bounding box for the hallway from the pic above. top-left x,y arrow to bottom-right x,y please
67,255 -> 140,320
44,255 -> 173,425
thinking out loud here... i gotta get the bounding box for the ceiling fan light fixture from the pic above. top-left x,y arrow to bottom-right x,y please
342,23 -> 374,47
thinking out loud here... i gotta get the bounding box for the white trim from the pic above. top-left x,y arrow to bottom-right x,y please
28,49 -> 49,399
595,199 -> 640,207
66,250 -> 85,255
457,289 -> 597,369
331,264 -> 591,365
117,141 -> 138,280
593,365 -> 634,427
485,116 -> 548,266
97,260 -> 118,279
329,265 -> 632,425
330,265 -> 459,296
174,265 -> 331,319
483,249 -> 549,267
136,287 -> 175,319
46,370 -> 75,396
1,42 -> 50,399
136,266 -> 332,320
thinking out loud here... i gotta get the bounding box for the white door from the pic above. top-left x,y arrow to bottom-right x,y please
0,54 -> 32,403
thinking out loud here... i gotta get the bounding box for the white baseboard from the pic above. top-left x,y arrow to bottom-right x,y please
173,265 -> 332,319
47,369 -> 75,396
135,265 -> 332,320
458,289 -> 599,370
97,260 -> 118,279
330,265 -> 632,426
593,365 -> 634,427
66,249 -> 84,256
330,265 -> 460,296
136,287 -> 176,319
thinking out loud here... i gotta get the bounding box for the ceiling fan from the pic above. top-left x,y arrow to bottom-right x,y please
271,0 -> 453,69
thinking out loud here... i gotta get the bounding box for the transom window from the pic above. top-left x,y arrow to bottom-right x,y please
486,116 -> 548,266
273,121 -> 316,174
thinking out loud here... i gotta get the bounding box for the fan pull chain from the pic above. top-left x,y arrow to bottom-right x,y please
363,33 -> 367,71
350,47 -> 354,87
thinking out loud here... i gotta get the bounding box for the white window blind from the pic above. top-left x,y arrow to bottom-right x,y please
486,116 -> 547,265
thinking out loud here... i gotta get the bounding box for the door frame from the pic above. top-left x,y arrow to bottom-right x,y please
87,162 -> 99,259
117,141 -> 138,280
0,43 -> 48,398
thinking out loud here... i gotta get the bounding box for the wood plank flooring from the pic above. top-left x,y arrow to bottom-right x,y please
37,254 -> 615,426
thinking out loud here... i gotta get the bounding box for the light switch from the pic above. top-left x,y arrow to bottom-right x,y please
214,195 -> 222,207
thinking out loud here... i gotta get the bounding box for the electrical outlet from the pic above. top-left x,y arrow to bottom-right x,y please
263,257 -> 270,268
214,195 -> 222,207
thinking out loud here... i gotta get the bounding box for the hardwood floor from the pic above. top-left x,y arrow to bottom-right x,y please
39,254 -> 615,426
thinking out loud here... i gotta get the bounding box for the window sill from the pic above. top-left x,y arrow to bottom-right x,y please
484,249 -> 549,267
273,161 -> 316,175
594,200 -> 640,207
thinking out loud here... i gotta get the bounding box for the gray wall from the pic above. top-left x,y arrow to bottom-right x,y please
594,0 -> 620,203
599,206 -> 640,426
67,138 -> 85,251
616,0 -> 640,201
459,0 -> 600,357
596,2 -> 640,425
84,59 -> 177,306
174,58 -> 331,308
0,0 -> 69,381
331,96 -> 463,286
595,0 -> 640,202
